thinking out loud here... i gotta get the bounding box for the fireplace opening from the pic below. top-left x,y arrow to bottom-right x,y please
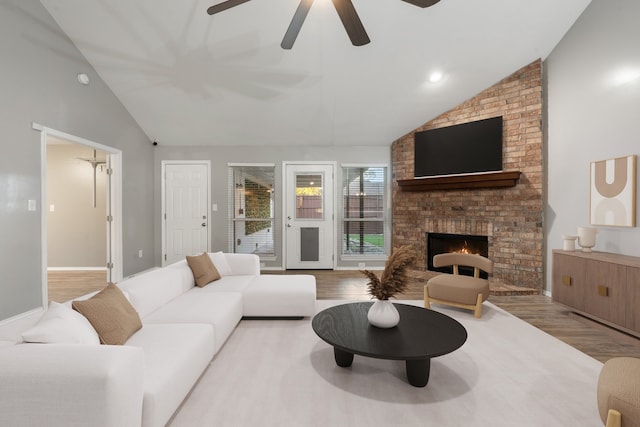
427,232 -> 489,278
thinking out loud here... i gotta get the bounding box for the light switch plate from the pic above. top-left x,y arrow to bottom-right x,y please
28,200 -> 36,211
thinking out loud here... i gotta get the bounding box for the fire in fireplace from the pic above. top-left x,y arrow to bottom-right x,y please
427,232 -> 489,278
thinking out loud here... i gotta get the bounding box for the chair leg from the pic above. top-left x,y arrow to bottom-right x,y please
424,285 -> 431,309
473,293 -> 483,318
605,409 -> 621,427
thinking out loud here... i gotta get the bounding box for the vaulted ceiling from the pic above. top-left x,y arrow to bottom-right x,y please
40,0 -> 591,147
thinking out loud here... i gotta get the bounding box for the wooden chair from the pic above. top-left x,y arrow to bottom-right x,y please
597,357 -> 640,427
424,253 -> 493,318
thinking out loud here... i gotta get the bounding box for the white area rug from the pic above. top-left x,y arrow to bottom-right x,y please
169,301 -> 603,427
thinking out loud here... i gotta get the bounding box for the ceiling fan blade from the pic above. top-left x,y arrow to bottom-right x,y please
281,0 -> 314,50
400,0 -> 440,8
331,0 -> 370,46
207,0 -> 252,15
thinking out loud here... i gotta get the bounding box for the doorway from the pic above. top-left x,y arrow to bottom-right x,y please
284,162 -> 335,269
161,161 -> 211,265
37,125 -> 123,306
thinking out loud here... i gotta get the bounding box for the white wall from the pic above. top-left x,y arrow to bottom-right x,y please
47,144 -> 107,268
546,0 -> 640,290
0,1 -> 155,320
154,145 -> 391,269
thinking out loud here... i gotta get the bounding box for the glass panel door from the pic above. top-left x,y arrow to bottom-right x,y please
285,164 -> 334,269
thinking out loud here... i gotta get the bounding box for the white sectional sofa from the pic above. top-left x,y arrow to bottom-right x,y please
0,253 -> 316,427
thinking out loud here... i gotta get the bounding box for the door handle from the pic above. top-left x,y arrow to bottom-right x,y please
287,224 -> 291,228
202,223 -> 207,227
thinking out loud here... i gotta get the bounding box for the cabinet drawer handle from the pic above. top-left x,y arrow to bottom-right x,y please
562,275 -> 572,286
598,285 -> 609,297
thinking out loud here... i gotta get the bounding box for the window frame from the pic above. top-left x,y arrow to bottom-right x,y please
340,164 -> 390,261
227,163 -> 277,261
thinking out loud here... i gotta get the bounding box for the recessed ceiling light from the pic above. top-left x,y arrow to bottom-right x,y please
429,71 -> 443,83
610,67 -> 640,86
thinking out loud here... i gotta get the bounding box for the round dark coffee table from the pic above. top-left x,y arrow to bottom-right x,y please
311,302 -> 467,387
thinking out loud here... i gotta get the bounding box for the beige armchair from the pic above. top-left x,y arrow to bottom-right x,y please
424,253 -> 493,318
597,357 -> 640,427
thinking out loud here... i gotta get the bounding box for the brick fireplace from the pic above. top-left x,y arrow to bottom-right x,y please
391,60 -> 544,291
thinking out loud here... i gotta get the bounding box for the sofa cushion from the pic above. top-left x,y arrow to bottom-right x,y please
243,274 -> 317,317
186,253 -> 221,287
22,302 -> 99,345
210,251 -> 233,276
222,252 -> 261,276
125,323 -> 214,427
72,284 -> 142,345
0,344 -> 145,427
427,273 -> 490,305
143,291 -> 243,354
194,275 -> 256,293
166,259 -> 196,293
118,268 -> 184,318
0,309 -> 45,343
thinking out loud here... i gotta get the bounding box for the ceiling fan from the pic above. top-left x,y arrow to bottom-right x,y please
76,149 -> 107,208
207,0 -> 440,49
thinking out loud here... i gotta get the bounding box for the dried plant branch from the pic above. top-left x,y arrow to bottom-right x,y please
360,245 -> 416,300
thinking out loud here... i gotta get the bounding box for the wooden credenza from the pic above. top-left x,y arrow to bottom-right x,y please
552,250 -> 640,338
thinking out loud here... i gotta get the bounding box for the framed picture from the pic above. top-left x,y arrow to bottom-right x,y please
590,155 -> 637,227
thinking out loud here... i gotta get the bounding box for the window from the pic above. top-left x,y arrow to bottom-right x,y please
228,165 -> 275,258
295,173 -> 323,219
341,166 -> 387,256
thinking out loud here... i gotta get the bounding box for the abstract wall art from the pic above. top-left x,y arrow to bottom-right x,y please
590,155 -> 637,227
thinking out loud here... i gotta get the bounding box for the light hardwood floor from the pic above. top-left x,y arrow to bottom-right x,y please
48,270 -> 107,303
48,269 -> 640,363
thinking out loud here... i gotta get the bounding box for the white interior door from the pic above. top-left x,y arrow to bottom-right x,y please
285,163 -> 334,269
163,163 -> 210,265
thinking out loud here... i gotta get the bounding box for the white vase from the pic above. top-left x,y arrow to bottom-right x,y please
367,300 -> 400,328
562,235 -> 577,251
577,227 -> 597,252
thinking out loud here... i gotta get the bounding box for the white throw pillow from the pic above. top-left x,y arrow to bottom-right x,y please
22,302 -> 100,345
210,251 -> 233,276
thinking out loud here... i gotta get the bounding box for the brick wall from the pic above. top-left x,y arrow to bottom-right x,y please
391,60 -> 543,290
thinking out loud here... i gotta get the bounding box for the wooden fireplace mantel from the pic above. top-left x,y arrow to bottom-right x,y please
397,171 -> 521,192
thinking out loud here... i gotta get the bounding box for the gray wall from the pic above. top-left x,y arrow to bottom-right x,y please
47,144 -> 107,268
154,145 -> 391,269
545,0 -> 640,290
0,1 -> 155,320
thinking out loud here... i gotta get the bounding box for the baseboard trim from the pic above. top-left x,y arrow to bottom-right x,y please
48,267 -> 107,271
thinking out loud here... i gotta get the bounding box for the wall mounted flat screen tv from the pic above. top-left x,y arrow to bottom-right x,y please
414,116 -> 503,178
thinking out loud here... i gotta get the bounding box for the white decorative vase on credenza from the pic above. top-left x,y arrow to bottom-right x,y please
577,227 -> 597,252
367,300 -> 400,328
562,235 -> 578,251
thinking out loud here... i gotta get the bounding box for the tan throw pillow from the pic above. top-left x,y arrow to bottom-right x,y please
72,284 -> 142,345
186,252 -> 221,287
